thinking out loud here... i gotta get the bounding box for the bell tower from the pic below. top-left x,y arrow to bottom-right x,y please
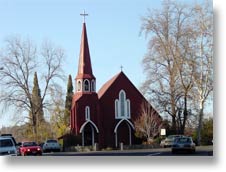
75,14 -> 96,94
70,11 -> 101,146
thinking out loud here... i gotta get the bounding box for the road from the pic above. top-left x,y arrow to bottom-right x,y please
43,146 -> 213,156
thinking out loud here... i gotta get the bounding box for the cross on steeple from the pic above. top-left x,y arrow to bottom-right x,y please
120,65 -> 123,72
80,10 -> 88,23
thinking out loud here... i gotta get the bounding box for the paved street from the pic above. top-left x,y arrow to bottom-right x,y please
43,146 -> 213,156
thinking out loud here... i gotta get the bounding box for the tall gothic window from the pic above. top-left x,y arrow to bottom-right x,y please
115,90 -> 131,119
127,99 -> 131,118
115,100 -> 119,118
91,80 -> 95,92
84,79 -> 90,91
119,90 -> 126,117
85,106 -> 90,120
77,80 -> 81,92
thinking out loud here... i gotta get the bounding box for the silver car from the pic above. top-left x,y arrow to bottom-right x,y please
171,136 -> 196,154
43,139 -> 61,152
160,135 -> 184,148
0,137 -> 17,155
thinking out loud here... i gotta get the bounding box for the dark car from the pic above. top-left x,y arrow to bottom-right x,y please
18,141 -> 42,156
171,136 -> 196,154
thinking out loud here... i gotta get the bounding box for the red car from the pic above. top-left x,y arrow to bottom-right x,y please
18,141 -> 42,156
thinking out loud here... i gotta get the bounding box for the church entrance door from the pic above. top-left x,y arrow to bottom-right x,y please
81,122 -> 98,146
114,119 -> 134,147
117,121 -> 130,145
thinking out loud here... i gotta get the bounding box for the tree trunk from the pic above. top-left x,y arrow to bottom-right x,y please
171,115 -> 177,134
31,111 -> 38,142
171,94 -> 177,134
181,94 -> 188,135
197,101 -> 204,146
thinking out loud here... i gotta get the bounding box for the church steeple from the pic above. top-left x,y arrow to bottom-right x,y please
76,22 -> 94,79
75,12 -> 96,93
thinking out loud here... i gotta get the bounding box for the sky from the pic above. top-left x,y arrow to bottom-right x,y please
0,0 -> 207,127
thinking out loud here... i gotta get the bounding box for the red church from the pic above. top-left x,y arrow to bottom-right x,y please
70,19 -> 161,148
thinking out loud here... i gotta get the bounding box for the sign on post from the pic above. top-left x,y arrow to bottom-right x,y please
160,129 -> 166,136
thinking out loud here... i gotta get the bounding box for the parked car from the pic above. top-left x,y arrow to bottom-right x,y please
0,136 -> 17,156
160,135 -> 184,148
171,136 -> 196,154
1,134 -> 17,146
17,141 -> 42,156
43,139 -> 61,152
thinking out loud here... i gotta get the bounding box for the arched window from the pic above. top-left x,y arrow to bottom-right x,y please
85,106 -> 90,120
115,90 -> 131,119
91,80 -> 95,92
84,79 -> 90,91
115,100 -> 119,118
77,80 -> 81,92
127,99 -> 131,118
119,90 -> 126,117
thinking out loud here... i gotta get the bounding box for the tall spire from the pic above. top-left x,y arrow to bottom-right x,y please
76,21 -> 94,79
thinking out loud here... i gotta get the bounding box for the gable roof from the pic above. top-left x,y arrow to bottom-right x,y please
98,71 -> 145,100
97,71 -> 162,120
97,72 -> 122,98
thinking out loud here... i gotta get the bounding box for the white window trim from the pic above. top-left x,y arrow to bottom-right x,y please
115,90 -> 131,119
91,79 -> 95,92
115,99 -> 119,118
77,80 -> 82,92
83,79 -> 90,92
85,106 -> 90,120
126,99 -> 131,118
119,90 -> 126,117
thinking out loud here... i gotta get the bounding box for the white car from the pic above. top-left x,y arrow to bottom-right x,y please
160,135 -> 185,148
43,139 -> 61,152
0,137 -> 17,156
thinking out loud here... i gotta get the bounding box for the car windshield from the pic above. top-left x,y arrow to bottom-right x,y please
175,138 -> 191,143
0,139 -> 13,147
47,140 -> 57,143
23,142 -> 37,147
167,135 -> 179,139
167,135 -> 183,140
167,135 -> 174,139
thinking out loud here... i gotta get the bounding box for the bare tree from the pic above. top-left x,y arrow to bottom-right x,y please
135,101 -> 162,143
140,0 -> 195,133
192,1 -> 213,145
0,36 -> 65,141
140,0 -> 213,135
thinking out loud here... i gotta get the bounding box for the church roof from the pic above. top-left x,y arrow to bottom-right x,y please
97,72 -> 121,98
76,22 -> 95,79
98,71 -> 127,98
98,71 -> 162,120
